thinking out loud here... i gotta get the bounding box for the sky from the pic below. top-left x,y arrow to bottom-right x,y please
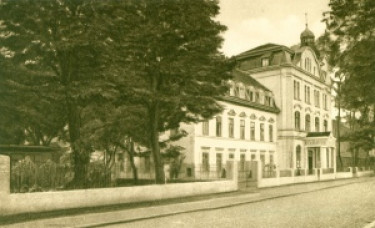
216,0 -> 330,57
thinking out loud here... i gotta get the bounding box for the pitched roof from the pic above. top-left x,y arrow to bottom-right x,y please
232,70 -> 271,92
236,43 -> 293,59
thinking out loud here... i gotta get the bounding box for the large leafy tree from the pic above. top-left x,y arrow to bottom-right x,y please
104,0 -> 232,183
324,0 -> 375,166
0,0 -> 113,186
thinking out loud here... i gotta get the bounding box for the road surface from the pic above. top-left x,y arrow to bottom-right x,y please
108,179 -> 375,228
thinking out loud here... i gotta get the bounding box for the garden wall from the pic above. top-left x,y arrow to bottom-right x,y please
0,155 -> 238,216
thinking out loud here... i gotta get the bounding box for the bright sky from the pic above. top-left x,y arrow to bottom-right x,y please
217,0 -> 330,57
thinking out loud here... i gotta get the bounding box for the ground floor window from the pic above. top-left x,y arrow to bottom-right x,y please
202,152 -> 209,172
240,154 -> 245,171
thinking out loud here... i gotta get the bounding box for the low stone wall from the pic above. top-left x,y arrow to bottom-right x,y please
335,172 -> 353,179
356,170 -> 374,177
257,166 -> 372,188
0,155 -> 238,216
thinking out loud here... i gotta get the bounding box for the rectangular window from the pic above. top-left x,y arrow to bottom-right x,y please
239,86 -> 245,98
202,120 -> 209,136
260,154 -> 265,168
240,154 -> 246,171
255,92 -> 260,103
294,81 -> 300,100
234,85 -> 240,97
216,116 -> 222,137
314,90 -> 320,107
326,150 -> 330,168
250,122 -> 255,141
269,125 -> 274,142
228,118 -> 234,138
240,119 -> 245,139
270,154 -> 274,164
202,152 -> 209,172
305,86 -> 310,103
260,123 -> 265,141
216,153 -> 222,174
265,96 -> 271,106
229,153 -> 234,159
262,58 -> 269,67
245,88 -> 251,101
323,94 -> 328,110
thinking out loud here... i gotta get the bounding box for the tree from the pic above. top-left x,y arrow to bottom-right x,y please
324,0 -> 375,167
104,0 -> 232,183
0,0 -> 114,187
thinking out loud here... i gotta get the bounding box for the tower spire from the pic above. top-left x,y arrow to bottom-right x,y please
305,12 -> 308,28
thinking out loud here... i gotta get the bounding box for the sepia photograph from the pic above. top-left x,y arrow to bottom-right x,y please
0,0 -> 374,227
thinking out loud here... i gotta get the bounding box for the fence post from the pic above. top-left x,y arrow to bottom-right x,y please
0,155 -> 10,196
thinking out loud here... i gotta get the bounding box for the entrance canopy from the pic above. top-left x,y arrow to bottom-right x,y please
305,132 -> 336,148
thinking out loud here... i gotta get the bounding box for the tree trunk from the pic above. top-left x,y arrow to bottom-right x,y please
149,102 -> 165,184
128,139 -> 138,184
336,83 -> 343,170
67,102 -> 87,188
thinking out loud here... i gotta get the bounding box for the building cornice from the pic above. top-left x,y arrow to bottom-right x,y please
243,64 -> 329,87
218,96 -> 280,114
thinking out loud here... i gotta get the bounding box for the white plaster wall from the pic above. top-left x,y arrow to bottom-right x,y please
0,180 -> 237,216
335,172 -> 353,179
192,101 -> 278,167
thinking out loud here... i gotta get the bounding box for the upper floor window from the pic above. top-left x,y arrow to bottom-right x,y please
294,81 -> 300,100
255,92 -> 260,103
323,94 -> 328,110
269,125 -> 274,142
265,96 -> 271,106
250,122 -> 255,141
260,123 -> 265,141
202,120 -> 209,136
216,116 -> 222,137
234,84 -> 240,97
315,117 -> 320,132
240,119 -> 245,139
245,88 -> 252,101
295,111 -> 301,130
314,90 -> 320,107
305,57 -> 311,72
261,58 -> 269,67
305,114 -> 311,132
239,86 -> 245,98
324,119 -> 328,131
228,118 -> 234,138
305,85 -> 310,104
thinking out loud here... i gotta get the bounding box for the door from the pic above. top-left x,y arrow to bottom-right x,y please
308,150 -> 313,174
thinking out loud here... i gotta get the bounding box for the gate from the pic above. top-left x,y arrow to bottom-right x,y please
238,161 -> 258,189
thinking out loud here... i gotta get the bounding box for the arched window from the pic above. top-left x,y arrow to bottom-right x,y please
315,117 -> 320,132
305,114 -> 311,132
296,145 -> 301,168
295,111 -> 300,130
324,120 -> 328,132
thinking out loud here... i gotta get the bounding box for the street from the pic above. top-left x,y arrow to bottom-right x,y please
107,179 -> 375,228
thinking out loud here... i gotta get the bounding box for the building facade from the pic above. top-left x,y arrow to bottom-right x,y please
175,70 -> 279,178
234,25 -> 336,174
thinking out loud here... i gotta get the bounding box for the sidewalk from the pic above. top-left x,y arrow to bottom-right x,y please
2,177 -> 373,228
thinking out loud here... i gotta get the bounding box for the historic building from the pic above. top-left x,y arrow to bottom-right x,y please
175,70 -> 279,178
234,24 -> 336,173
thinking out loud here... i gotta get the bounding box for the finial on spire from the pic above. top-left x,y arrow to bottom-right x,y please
305,12 -> 308,28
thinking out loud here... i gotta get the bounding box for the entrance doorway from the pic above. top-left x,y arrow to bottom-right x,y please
308,150 -> 313,174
